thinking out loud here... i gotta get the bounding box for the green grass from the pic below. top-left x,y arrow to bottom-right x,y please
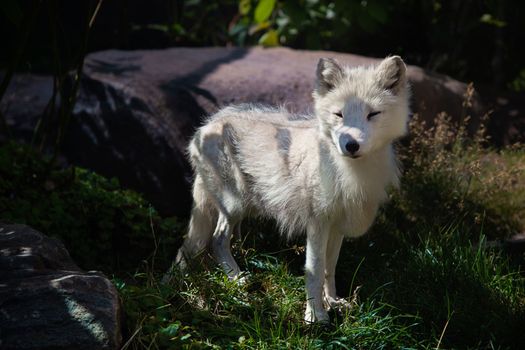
116,252 -> 426,349
116,221 -> 525,349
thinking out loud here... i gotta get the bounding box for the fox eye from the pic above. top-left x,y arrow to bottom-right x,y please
367,111 -> 381,120
333,111 -> 343,118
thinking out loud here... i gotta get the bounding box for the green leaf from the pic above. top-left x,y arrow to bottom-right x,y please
258,29 -> 279,46
160,321 -> 180,338
239,0 -> 251,15
254,0 -> 276,24
480,14 -> 507,28
160,322 -> 181,338
249,21 -> 270,35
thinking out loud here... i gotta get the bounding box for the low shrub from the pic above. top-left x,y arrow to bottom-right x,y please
0,141 -> 181,271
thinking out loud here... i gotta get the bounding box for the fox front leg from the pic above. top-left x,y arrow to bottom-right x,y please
323,232 -> 352,312
304,223 -> 330,323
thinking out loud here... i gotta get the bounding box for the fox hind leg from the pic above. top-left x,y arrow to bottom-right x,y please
211,212 -> 242,279
163,176 -> 215,283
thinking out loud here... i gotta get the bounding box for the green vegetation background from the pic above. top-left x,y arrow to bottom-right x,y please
2,0 -> 525,90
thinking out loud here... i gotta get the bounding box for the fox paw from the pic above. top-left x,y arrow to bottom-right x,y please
304,305 -> 330,324
324,296 -> 353,313
228,271 -> 250,286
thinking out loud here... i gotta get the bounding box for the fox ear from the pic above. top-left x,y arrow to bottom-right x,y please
315,58 -> 344,96
376,56 -> 407,94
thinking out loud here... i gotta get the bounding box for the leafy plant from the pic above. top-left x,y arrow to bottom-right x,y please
0,141 -> 181,271
227,0 -> 523,88
390,112 -> 524,239
230,0 -> 392,48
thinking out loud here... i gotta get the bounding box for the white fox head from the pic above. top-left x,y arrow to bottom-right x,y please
313,56 -> 410,158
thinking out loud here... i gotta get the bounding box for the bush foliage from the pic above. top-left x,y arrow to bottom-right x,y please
0,142 -> 180,271
231,0 -> 525,88
1,0 -> 524,88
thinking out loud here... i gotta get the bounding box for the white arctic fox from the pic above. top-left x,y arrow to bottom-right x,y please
175,56 -> 410,323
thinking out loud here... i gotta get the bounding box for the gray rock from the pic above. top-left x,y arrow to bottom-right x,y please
2,47 -> 491,215
0,224 -> 121,350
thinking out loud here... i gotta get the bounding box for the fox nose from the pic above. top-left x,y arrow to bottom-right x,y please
345,141 -> 360,154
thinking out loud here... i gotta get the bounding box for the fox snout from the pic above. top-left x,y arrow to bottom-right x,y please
337,131 -> 364,158
345,140 -> 360,156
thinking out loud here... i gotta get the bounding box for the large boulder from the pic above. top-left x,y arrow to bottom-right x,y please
0,224 -> 121,350
2,47 -> 496,215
